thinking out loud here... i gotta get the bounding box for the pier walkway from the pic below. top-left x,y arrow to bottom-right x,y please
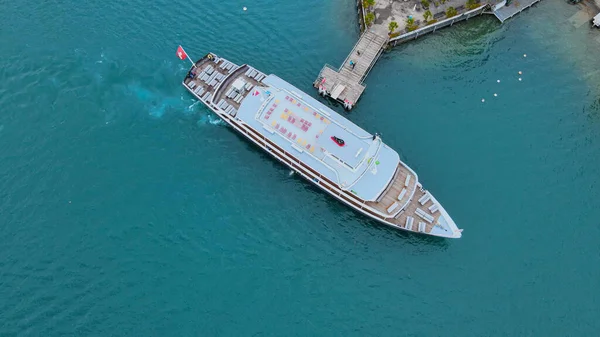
313,30 -> 388,110
310,1 -> 546,110
492,0 -> 542,23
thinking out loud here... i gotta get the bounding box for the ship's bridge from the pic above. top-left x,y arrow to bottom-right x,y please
236,75 -> 400,201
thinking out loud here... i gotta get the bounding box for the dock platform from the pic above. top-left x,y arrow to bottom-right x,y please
492,0 -> 542,23
314,30 -> 388,110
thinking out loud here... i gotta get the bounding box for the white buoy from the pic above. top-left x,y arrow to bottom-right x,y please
494,93 -> 498,97
519,78 -> 522,81
243,6 -> 247,11
481,99 -> 485,102
518,71 -> 522,75
497,80 -> 501,83
523,54 -> 527,57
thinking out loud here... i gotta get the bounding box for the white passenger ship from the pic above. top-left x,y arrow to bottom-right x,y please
182,53 -> 462,238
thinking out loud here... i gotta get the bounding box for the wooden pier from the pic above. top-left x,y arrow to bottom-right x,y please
310,0 -> 546,110
313,30 -> 388,110
492,0 -> 543,23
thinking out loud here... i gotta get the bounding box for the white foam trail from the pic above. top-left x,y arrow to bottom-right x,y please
208,115 -> 225,126
188,100 -> 201,111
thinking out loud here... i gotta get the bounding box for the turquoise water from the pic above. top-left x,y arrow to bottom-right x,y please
1,0 -> 599,335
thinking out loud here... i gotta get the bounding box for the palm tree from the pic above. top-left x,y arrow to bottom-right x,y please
388,21 -> 398,34
363,0 -> 376,10
365,12 -> 375,26
446,6 -> 458,18
466,0 -> 480,9
406,17 -> 419,31
423,10 -> 432,22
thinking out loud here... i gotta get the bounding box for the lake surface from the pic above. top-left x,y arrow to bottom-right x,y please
1,0 -> 599,335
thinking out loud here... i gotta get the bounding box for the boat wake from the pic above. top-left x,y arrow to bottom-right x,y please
126,83 -> 186,118
187,99 -> 201,111
206,114 -> 226,126
195,113 -> 226,127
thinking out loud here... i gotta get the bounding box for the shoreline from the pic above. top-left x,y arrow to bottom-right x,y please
312,0 -> 546,109
357,0 -> 544,45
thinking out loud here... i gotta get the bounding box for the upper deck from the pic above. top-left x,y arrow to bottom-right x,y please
234,75 -> 400,201
254,91 -> 380,171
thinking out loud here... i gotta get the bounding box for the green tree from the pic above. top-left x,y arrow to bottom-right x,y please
466,0 -> 479,9
406,17 -> 419,31
363,0 -> 376,9
423,9 -> 432,22
388,21 -> 398,33
420,0 -> 430,9
446,6 -> 458,18
365,12 -> 375,26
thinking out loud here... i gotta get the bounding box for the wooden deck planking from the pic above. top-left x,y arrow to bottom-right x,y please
365,164 -> 415,216
314,30 -> 388,108
185,57 -> 231,100
364,164 -> 443,234
391,187 -> 441,233
207,63 -> 266,111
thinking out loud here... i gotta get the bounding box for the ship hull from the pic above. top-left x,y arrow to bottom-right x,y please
182,81 -> 461,239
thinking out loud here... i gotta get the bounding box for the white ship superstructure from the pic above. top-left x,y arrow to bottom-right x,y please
182,53 -> 462,238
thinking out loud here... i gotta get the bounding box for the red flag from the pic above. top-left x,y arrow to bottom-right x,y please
176,46 -> 188,60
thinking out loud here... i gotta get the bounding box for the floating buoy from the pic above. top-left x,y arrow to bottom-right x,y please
497,80 -> 501,83
518,78 -> 522,81
481,98 -> 485,102
518,71 -> 522,75
523,54 -> 527,57
494,93 -> 498,97
243,6 -> 247,11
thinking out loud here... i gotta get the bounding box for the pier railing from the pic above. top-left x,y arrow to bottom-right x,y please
388,4 -> 488,46
361,43 -> 385,84
314,64 -> 330,85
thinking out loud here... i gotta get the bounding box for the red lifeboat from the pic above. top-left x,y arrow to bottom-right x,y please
330,136 -> 345,147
